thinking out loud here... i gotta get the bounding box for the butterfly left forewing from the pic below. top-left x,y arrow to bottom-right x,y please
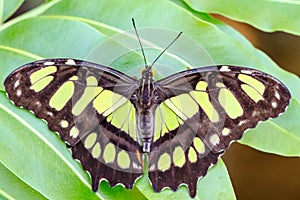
4,58 -> 144,191
149,65 -> 291,197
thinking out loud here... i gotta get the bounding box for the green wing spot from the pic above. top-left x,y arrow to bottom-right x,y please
111,101 -> 131,130
216,82 -> 225,88
157,153 -> 171,172
106,113 -> 113,122
218,88 -> 243,119
84,132 -> 97,149
193,137 -> 205,154
154,107 -> 163,142
161,103 -> 179,131
188,147 -> 197,163
103,96 -> 127,116
165,94 -> 198,120
173,147 -> 186,167
209,134 -> 220,146
158,93 -> 200,142
238,74 -> 265,95
241,84 -> 264,102
222,128 -> 230,136
117,150 -> 131,169
92,142 -> 101,159
103,143 -> 116,164
109,100 -> 137,140
49,81 -> 74,111
60,120 -> 69,128
165,98 -> 186,120
93,90 -> 127,116
86,76 -> 98,86
30,76 -> 54,92
30,66 -> 57,84
70,127 -> 79,138
72,76 -> 103,116
72,86 -> 103,116
190,91 -> 219,122
177,116 -> 184,125
69,76 -> 78,81
195,81 -> 207,91
128,104 -> 137,140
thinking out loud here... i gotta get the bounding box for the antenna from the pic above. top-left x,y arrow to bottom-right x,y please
132,18 -> 148,68
131,18 -> 183,69
150,31 -> 182,68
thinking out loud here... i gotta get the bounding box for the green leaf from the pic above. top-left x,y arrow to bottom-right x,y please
182,0 -> 300,35
0,162 -> 46,200
0,0 -> 299,199
1,0 -> 24,23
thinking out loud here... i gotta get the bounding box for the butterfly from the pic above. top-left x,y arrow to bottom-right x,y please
4,20 -> 291,198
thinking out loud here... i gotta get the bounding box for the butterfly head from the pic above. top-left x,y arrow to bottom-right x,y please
141,65 -> 154,79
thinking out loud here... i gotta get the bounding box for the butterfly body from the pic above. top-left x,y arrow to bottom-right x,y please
132,66 -> 158,152
4,58 -> 291,198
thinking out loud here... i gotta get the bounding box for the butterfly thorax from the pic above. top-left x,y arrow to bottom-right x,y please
131,66 -> 158,152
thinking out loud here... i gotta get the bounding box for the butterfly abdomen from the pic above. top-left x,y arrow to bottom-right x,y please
135,109 -> 155,152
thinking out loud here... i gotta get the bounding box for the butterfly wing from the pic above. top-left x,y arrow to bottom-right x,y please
149,65 -> 291,197
4,58 -> 143,191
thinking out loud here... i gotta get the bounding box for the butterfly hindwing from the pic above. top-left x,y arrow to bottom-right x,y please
149,65 -> 291,197
4,58 -> 144,190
